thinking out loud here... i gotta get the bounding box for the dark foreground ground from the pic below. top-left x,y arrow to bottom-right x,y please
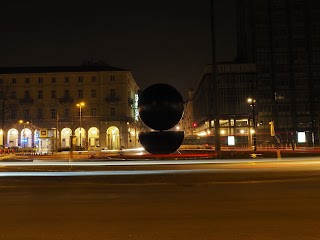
0,159 -> 320,240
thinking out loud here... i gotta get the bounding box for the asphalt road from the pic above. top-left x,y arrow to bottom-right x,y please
1,159 -> 320,239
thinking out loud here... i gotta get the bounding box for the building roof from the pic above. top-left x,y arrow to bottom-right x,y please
0,65 -> 128,74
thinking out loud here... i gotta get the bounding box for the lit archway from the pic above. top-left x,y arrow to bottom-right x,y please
75,127 -> 86,147
61,128 -> 72,148
0,129 -> 3,147
21,128 -> 32,148
106,126 -> 120,150
88,127 -> 99,147
7,128 -> 18,147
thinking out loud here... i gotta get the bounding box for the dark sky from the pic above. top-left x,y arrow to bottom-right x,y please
0,1 -> 236,99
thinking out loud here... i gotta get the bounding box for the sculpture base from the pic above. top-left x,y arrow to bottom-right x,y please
139,131 -> 184,154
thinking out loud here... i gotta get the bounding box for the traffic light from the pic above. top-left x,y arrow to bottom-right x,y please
192,122 -> 197,128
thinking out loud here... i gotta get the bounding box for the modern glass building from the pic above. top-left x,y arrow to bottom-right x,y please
236,0 -> 320,147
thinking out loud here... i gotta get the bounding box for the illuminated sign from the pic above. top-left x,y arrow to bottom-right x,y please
298,132 -> 306,143
269,121 -> 275,136
40,130 -> 48,137
228,136 -> 235,146
134,94 -> 139,121
35,132 -> 39,142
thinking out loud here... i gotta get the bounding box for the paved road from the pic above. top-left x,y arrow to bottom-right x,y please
1,158 -> 320,239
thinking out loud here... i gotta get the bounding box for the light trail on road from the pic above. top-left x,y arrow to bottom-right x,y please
0,169 -> 233,177
0,157 -> 320,178
1,157 -> 320,167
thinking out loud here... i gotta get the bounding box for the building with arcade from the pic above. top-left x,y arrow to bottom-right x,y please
0,65 -> 141,153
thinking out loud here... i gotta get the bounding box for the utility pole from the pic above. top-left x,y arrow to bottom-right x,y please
211,0 -> 221,158
248,98 -> 257,151
77,102 -> 85,150
55,114 -> 59,152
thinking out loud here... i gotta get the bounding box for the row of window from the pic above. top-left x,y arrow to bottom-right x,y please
8,89 -> 116,100
11,107 -> 117,120
259,102 -> 320,113
217,75 -> 254,87
0,75 -> 116,84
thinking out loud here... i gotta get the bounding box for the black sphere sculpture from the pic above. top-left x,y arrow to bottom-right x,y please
138,83 -> 184,154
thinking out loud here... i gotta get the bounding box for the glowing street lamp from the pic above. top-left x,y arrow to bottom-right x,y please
76,102 -> 85,150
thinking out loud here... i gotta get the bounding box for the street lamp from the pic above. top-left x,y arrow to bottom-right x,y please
76,102 -> 85,150
247,98 -> 257,151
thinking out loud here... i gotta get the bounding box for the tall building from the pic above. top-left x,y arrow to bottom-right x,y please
237,0 -> 320,146
0,65 -> 141,152
191,63 -> 256,147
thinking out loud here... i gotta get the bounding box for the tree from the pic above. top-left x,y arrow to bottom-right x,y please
0,83 -> 12,147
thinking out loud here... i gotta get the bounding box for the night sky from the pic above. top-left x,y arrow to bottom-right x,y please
0,1 -> 236,99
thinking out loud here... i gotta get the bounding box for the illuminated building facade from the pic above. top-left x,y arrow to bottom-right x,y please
0,65 -> 140,152
192,63 -> 256,147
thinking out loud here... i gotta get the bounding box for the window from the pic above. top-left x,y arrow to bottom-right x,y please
91,90 -> 96,98
91,107 -> 97,116
111,89 -> 115,98
78,90 -> 83,98
78,76 -> 83,83
37,109 -> 42,119
64,109 -> 69,118
51,91 -> 56,99
11,91 -> 16,99
0,79 -> 3,84
52,77 -> 56,83
25,91 -> 30,99
65,77 -> 69,83
38,91 -> 43,99
38,77 -> 43,84
51,109 -> 56,119
25,78 -> 30,84
111,76 -> 115,81
11,109 -> 16,119
12,78 -> 16,84
111,107 -> 115,116
92,76 -> 96,82
24,109 -> 29,118
64,90 -> 70,98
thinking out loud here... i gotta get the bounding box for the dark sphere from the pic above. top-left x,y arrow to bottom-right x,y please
139,131 -> 184,154
138,83 -> 184,131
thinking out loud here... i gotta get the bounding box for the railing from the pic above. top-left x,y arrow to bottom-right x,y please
105,96 -> 120,102
59,97 -> 74,103
101,115 -> 134,122
19,98 -> 34,104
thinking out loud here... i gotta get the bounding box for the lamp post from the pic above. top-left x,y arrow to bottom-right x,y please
76,102 -> 85,150
247,98 -> 257,151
